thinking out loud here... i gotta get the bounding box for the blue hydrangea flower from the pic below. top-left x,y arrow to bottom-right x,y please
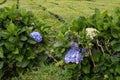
80,48 -> 86,53
65,42 -> 84,64
30,31 -> 42,42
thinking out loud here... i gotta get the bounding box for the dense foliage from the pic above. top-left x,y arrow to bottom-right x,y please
53,8 -> 120,80
0,5 -> 120,80
0,5 -> 52,79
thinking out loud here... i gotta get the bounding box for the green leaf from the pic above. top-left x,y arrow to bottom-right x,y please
116,76 -> 120,80
0,69 -> 4,79
65,64 -> 77,69
27,52 -> 35,60
13,48 -> 19,54
82,58 -> 88,65
111,54 -> 119,62
0,41 -> 4,46
16,55 -> 23,62
27,39 -> 37,44
82,64 -> 90,74
58,32 -> 64,39
7,21 -> 18,35
95,8 -> 100,17
92,52 -> 101,62
103,23 -> 109,30
8,36 -> 17,43
16,60 -> 30,68
5,42 -> 15,51
71,16 -> 86,31
1,31 -> 9,39
0,47 -> 4,58
111,40 -> 120,52
71,20 -> 79,31
20,35 -> 28,41
100,10 -> 108,19
111,27 -> 120,38
18,42 -> 24,48
115,64 -> 120,74
27,11 -> 34,17
18,27 -> 28,35
0,61 -> 4,69
60,23 -> 70,33
53,41 -> 63,47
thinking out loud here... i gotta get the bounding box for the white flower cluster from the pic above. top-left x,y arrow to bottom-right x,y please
86,28 -> 99,39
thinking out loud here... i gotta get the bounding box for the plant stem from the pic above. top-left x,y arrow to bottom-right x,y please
96,39 -> 105,56
88,49 -> 96,68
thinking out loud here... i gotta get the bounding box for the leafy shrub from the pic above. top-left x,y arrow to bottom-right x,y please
0,5 -> 52,79
11,64 -> 70,80
52,8 -> 120,80
1,4 -> 120,80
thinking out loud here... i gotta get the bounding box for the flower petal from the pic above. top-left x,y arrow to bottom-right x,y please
30,31 -> 42,42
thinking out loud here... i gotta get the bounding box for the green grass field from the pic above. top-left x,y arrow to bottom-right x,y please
0,0 -> 120,26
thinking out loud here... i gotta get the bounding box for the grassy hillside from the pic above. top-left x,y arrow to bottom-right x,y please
0,0 -> 120,25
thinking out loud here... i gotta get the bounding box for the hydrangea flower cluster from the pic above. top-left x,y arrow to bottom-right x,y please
30,31 -> 42,42
65,42 -> 85,64
86,28 -> 99,39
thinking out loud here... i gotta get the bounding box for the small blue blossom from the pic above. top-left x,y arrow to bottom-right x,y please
65,42 -> 84,64
71,42 -> 79,49
80,48 -> 86,53
30,31 -> 42,42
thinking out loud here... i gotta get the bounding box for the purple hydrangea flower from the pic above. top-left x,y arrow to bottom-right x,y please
30,31 -> 42,42
65,42 -> 83,64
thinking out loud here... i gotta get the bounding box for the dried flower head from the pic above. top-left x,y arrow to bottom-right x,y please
86,28 -> 99,39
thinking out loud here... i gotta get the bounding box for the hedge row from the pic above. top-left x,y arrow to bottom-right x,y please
0,6 -> 120,80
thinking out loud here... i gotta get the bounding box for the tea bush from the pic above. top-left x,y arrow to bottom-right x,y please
0,5 -> 53,79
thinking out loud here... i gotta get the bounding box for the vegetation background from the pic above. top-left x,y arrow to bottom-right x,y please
0,0 -> 120,26
0,0 -> 120,80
